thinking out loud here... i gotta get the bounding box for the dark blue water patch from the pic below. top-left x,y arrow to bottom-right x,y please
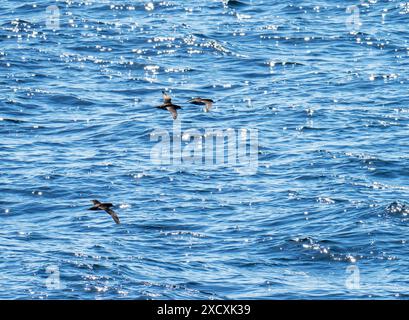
385,201 -> 409,216
224,0 -> 250,8
0,117 -> 26,124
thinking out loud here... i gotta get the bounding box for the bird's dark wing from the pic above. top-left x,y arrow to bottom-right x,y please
167,106 -> 179,120
188,98 -> 213,112
88,206 -> 100,210
102,203 -> 113,208
105,208 -> 120,224
162,91 -> 172,103
188,98 -> 203,105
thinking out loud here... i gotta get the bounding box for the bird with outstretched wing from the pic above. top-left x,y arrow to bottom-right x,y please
88,199 -> 120,224
188,97 -> 214,112
156,91 -> 182,120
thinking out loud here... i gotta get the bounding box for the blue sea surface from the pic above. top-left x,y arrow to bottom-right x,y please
1,0 -> 409,299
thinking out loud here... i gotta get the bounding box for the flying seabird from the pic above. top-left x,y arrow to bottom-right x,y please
156,91 -> 182,120
88,200 -> 120,224
188,97 -> 214,112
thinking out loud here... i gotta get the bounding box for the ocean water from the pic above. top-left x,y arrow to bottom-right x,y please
1,0 -> 409,299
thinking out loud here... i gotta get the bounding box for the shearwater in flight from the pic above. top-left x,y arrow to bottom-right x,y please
156,91 -> 182,120
88,200 -> 120,224
188,97 -> 214,112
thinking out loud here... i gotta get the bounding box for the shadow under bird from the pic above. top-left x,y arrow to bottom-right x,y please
88,200 -> 120,224
156,91 -> 182,120
188,97 -> 214,112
